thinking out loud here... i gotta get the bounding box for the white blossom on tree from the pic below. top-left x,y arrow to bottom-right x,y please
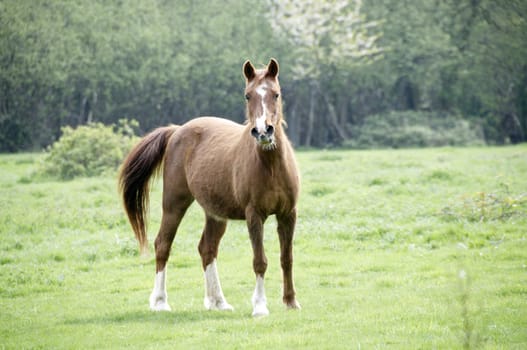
267,0 -> 382,79
266,0 -> 382,144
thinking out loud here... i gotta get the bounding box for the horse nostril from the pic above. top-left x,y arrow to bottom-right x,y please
266,125 -> 274,136
251,127 -> 259,138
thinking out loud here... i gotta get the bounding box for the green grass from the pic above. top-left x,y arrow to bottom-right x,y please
1,146 -> 526,349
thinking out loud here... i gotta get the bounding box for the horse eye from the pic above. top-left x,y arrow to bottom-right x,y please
245,94 -> 250,101
274,93 -> 280,100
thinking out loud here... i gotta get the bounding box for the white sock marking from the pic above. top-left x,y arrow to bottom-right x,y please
204,259 -> 233,311
149,268 -> 171,311
252,275 -> 269,317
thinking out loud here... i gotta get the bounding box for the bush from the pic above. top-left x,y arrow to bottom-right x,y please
344,111 -> 486,149
35,119 -> 139,180
441,183 -> 527,222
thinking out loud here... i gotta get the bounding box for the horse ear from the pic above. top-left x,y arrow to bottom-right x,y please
243,60 -> 256,81
266,58 -> 279,78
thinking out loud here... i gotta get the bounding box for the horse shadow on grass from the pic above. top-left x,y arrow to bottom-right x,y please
64,309 -> 245,326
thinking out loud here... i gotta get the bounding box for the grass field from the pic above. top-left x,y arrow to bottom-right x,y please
1,146 -> 526,349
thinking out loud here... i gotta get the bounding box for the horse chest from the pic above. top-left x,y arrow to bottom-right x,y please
247,166 -> 298,216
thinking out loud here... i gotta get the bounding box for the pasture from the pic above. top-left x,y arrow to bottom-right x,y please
1,146 -> 526,349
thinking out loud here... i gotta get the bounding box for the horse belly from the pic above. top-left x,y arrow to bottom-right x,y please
185,159 -> 244,219
194,191 -> 246,220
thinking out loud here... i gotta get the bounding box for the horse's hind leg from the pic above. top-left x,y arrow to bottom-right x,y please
198,215 -> 233,311
149,190 -> 193,311
277,209 -> 301,310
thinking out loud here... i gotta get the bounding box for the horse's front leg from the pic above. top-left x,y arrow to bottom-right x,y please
246,207 -> 269,317
277,208 -> 301,309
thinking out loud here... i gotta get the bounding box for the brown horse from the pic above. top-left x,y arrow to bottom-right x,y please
119,58 -> 300,317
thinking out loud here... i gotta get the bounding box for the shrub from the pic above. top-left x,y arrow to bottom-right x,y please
344,111 -> 486,149
441,183 -> 527,222
35,119 -> 139,180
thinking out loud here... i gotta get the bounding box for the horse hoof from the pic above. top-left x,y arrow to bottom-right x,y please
150,301 -> 172,312
252,302 -> 269,317
285,300 -> 301,310
150,293 -> 171,311
204,298 -> 234,311
217,302 -> 234,311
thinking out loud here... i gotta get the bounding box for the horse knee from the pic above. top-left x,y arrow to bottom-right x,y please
253,257 -> 268,276
280,257 -> 292,271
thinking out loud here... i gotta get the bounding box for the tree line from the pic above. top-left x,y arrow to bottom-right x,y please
1,0 -> 526,152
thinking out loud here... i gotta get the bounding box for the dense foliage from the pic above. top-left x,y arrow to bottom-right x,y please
1,0 -> 526,151
35,120 -> 138,180
344,111 -> 485,149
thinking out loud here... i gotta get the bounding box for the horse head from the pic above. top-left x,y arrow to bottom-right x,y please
243,58 -> 282,150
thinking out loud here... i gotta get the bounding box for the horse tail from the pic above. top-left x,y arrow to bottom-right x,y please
118,125 -> 179,255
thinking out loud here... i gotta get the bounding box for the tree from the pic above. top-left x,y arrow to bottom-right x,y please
445,0 -> 527,143
266,0 -> 382,146
0,0 -> 170,151
2,0 -> 524,151
0,0 -> 281,152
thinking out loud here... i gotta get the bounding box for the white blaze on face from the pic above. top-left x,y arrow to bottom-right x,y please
255,83 -> 268,134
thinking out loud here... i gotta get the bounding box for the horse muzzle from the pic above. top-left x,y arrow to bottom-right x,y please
251,125 -> 275,148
